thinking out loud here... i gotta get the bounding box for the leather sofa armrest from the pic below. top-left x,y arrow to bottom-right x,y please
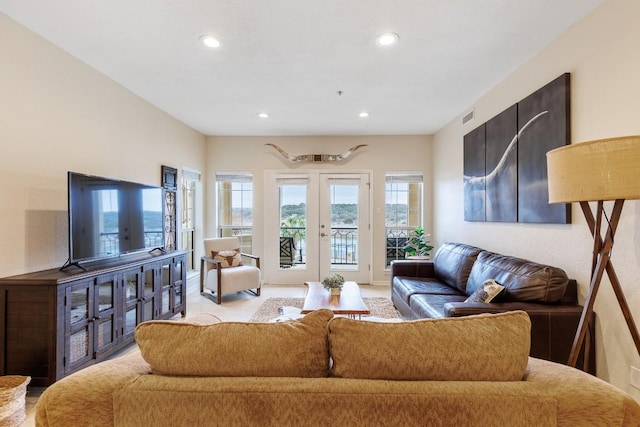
443,301 -> 584,317
390,260 -> 435,279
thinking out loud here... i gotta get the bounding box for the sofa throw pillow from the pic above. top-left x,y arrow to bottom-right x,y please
328,311 -> 530,381
465,279 -> 505,303
135,308 -> 333,377
212,248 -> 243,268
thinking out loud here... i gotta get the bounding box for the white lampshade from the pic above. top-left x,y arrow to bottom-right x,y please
547,135 -> 640,203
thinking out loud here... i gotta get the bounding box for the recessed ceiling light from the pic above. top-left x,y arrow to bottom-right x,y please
375,32 -> 399,47
359,112 -> 370,118
200,35 -> 221,48
257,112 -> 269,119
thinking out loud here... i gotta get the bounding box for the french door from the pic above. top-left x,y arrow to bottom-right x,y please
264,171 -> 371,285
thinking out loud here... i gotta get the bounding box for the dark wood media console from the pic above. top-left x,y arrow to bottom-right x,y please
0,250 -> 187,386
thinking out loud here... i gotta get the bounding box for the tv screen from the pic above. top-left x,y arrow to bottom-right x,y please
68,172 -> 164,264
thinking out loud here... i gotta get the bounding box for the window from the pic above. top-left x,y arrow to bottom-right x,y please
385,173 -> 423,267
181,169 -> 200,271
217,173 -> 253,253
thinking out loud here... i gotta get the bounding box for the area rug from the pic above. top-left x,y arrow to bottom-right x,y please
249,297 -> 401,322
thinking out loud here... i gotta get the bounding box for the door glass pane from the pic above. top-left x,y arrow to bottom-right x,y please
144,269 -> 154,294
97,280 -> 113,311
69,327 -> 89,363
125,273 -> 138,302
161,264 -> 171,287
69,288 -> 89,325
279,184 -> 307,269
143,300 -> 154,321
97,320 -> 114,348
175,285 -> 183,306
175,260 -> 182,281
125,307 -> 137,335
162,288 -> 170,313
329,183 -> 358,269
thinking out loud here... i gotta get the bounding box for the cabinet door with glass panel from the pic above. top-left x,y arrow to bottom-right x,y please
159,255 -> 185,318
63,274 -> 117,374
122,267 -> 142,344
64,280 -> 95,374
92,273 -> 118,358
121,265 -> 157,344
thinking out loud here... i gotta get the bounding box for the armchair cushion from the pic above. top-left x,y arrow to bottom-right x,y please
205,265 -> 260,294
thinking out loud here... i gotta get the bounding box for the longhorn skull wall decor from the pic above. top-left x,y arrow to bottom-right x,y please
265,143 -> 367,163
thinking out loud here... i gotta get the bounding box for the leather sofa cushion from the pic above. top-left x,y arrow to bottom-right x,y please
392,276 -> 462,305
135,309 -> 333,377
328,311 -> 531,381
466,251 -> 569,303
410,293 -> 467,319
432,243 -> 482,293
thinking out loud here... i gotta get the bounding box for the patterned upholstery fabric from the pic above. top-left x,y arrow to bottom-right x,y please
211,249 -> 243,268
135,309 -> 333,377
36,311 -> 640,427
329,311 -> 530,381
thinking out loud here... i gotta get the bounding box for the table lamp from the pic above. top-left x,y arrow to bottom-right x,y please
547,135 -> 640,367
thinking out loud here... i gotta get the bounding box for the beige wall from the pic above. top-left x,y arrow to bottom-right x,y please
0,13 -> 207,277
206,135 -> 432,285
433,0 -> 640,396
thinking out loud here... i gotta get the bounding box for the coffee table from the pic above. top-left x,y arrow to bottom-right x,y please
301,281 -> 370,319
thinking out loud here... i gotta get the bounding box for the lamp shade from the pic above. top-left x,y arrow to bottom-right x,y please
547,136 -> 640,203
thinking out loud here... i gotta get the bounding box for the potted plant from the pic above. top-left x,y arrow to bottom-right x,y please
404,226 -> 433,259
322,273 -> 345,295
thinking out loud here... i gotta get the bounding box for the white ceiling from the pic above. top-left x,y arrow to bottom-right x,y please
0,0 -> 602,136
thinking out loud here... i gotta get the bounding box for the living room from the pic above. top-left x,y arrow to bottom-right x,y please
2,0 -> 640,416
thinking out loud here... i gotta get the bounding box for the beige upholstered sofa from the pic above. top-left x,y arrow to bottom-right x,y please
36,310 -> 640,427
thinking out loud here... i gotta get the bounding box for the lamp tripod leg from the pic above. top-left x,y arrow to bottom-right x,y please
569,200 -> 640,367
568,246 -> 607,367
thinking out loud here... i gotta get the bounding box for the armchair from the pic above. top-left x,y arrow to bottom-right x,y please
200,237 -> 261,304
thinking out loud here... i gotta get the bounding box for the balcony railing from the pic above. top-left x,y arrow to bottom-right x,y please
211,225 -> 412,268
330,227 -> 357,265
385,226 -> 413,267
99,231 -> 164,255
279,226 -> 358,266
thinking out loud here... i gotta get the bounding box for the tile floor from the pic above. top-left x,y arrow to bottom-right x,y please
20,274 -> 392,426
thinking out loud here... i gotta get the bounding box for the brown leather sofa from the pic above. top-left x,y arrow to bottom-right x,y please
391,242 -> 595,373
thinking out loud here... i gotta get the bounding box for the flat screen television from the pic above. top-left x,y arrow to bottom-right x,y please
65,172 -> 165,268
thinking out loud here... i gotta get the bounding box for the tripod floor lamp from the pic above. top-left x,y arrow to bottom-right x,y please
547,135 -> 640,367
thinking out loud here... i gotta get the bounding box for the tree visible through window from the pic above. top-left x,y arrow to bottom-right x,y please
385,174 -> 423,267
217,173 -> 253,253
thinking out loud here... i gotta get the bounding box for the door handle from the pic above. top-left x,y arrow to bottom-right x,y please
320,233 -> 327,237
